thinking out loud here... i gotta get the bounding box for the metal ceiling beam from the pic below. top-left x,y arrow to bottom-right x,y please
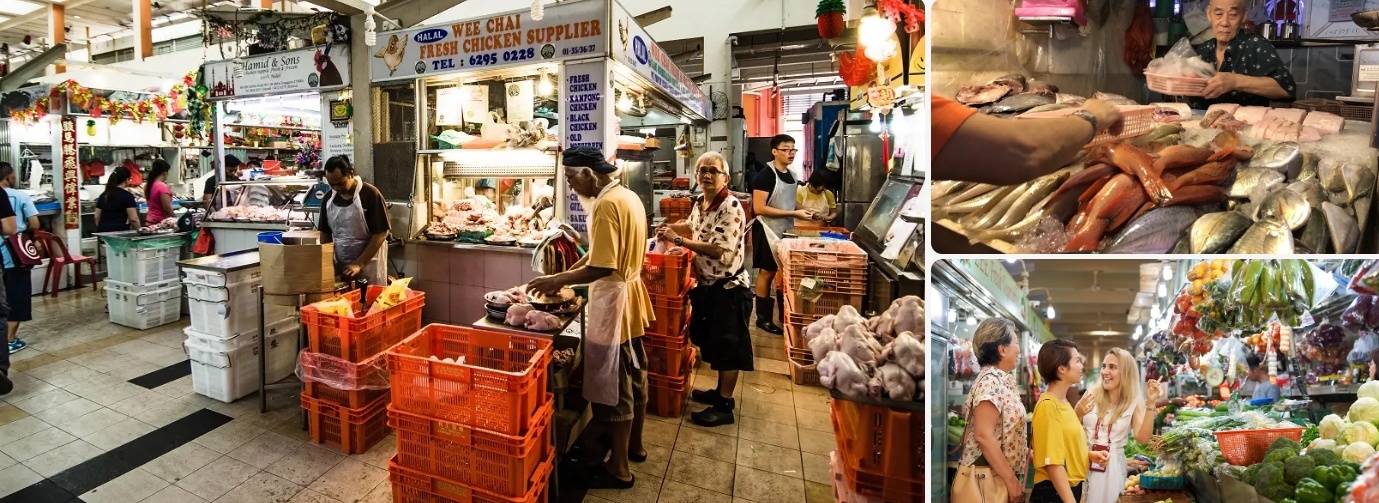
0,43 -> 67,92
0,0 -> 104,37
633,6 -> 671,27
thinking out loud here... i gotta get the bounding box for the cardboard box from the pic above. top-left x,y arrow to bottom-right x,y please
282,230 -> 322,245
258,242 -> 335,295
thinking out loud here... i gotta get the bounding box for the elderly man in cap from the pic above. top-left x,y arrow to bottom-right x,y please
528,146 -> 654,489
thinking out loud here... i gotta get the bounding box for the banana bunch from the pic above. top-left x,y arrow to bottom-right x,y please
1229,259 -> 1315,330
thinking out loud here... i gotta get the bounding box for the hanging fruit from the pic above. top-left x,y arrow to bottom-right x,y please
816,0 -> 846,39
85,120 -> 96,136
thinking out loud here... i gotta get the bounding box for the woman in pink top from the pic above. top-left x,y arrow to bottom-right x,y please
144,159 -> 176,224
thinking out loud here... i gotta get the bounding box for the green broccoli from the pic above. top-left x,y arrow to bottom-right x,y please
1269,437 -> 1304,456
1267,446 -> 1302,464
1252,463 -> 1294,502
1285,455 -> 1317,484
1308,448 -> 1342,467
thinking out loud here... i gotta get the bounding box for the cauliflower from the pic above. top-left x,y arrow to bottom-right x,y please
1343,420 -> 1379,447
1345,441 -> 1377,464
1321,414 -> 1348,440
1361,380 -> 1379,402
1349,397 -> 1379,425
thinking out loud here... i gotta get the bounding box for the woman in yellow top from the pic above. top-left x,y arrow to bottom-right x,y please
1031,339 -> 1107,503
794,171 -> 837,228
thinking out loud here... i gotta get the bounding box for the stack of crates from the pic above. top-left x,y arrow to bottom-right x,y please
830,393 -> 923,502
659,197 -> 693,223
182,266 -> 299,403
298,285 -> 425,454
777,236 -> 867,386
642,249 -> 697,417
384,325 -> 555,503
105,237 -> 185,330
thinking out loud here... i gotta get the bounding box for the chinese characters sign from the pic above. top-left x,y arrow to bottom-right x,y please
60,118 -> 79,230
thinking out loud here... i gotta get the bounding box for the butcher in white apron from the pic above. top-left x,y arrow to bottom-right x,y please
319,156 -> 389,287
527,147 -> 653,491
749,135 -> 815,335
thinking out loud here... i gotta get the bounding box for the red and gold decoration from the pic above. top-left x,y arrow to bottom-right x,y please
59,118 -> 79,230
816,0 -> 846,39
8,71 -> 198,126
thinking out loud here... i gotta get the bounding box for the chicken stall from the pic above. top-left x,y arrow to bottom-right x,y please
199,43 -> 354,254
368,0 -> 710,326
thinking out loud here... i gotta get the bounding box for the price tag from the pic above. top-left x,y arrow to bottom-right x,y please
799,277 -> 825,304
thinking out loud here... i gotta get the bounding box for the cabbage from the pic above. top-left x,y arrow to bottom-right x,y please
1344,441 -> 1377,463
1362,381 -> 1379,402
1321,414 -> 1348,440
1308,438 -> 1338,454
1342,421 -> 1379,446
1349,397 -> 1379,425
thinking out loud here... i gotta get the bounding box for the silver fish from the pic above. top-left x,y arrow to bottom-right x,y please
1021,103 -> 1074,115
968,194 -> 1055,244
943,185 -> 1015,217
1323,202 -> 1360,254
1229,168 -> 1286,199
1055,93 -> 1087,105
983,93 -> 1055,115
1190,211 -> 1253,254
931,181 -> 969,200
1227,219 -> 1295,254
1297,152 -> 1319,182
1318,158 -> 1345,193
1298,208 -> 1330,254
1257,188 -> 1311,230
1286,180 -> 1327,209
1341,164 -> 1376,204
935,183 -> 998,206
962,183 -> 1026,230
990,171 -> 1071,229
1105,207 -> 1199,254
1250,141 -> 1302,175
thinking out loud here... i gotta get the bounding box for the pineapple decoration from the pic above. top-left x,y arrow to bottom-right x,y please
85,120 -> 96,136
816,0 -> 846,39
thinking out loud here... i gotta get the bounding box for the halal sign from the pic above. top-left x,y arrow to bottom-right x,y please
632,36 -> 649,65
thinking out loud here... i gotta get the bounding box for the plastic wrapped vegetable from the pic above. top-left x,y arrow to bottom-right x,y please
1344,296 -> 1372,330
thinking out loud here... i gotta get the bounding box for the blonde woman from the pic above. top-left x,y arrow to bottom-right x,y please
1074,348 -> 1164,503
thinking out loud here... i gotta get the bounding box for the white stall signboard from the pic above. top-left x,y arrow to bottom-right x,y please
561,60 -> 611,235
610,2 -> 712,120
369,0 -> 607,83
204,45 -> 351,100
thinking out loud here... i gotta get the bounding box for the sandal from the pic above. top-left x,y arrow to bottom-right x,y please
629,450 -> 648,463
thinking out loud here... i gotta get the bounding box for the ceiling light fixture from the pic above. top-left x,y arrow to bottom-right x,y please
1046,303 -> 1056,320
1157,282 -> 1167,299
965,314 -> 976,326
1162,263 -> 1173,281
537,68 -> 554,96
947,307 -> 957,324
1150,303 -> 1161,320
868,111 -> 882,133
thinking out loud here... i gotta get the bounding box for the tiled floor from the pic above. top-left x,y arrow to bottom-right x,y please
0,288 -> 834,503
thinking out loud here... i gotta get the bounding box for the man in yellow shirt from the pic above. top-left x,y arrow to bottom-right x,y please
794,170 -> 837,228
529,147 -> 654,490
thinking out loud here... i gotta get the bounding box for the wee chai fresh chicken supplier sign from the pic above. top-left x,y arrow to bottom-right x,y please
370,0 -> 607,83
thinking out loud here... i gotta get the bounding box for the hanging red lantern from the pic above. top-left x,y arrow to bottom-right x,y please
838,50 -> 877,87
816,0 -> 846,39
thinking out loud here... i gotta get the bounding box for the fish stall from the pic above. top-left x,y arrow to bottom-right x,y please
932,74 -> 1379,255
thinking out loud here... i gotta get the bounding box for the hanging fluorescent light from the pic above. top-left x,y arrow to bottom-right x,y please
537,69 -> 554,96
364,7 -> 378,47
965,314 -> 976,326
1157,282 -> 1167,299
890,110 -> 906,136
869,111 -> 882,133
1150,303 -> 1161,319
947,307 -> 957,324
1161,263 -> 1173,280
617,91 -> 633,112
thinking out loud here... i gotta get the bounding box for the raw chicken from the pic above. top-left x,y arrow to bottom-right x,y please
868,312 -> 896,342
818,351 -> 870,398
524,309 -> 562,331
505,304 -> 533,326
883,331 -> 925,378
1303,111 -> 1345,135
809,327 -> 839,363
804,315 -> 836,342
1206,103 -> 1240,116
892,296 -> 924,336
839,324 -> 882,364
1234,106 -> 1269,124
832,305 -> 866,333
871,362 -> 917,401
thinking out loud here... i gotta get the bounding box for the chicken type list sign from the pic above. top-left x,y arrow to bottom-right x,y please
369,0 -> 607,83
561,61 -> 607,235
60,118 -> 79,230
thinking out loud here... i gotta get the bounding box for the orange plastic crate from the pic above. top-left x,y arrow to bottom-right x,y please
302,286 -> 426,362
304,382 -> 390,410
830,451 -> 892,503
647,291 -> 690,338
783,323 -> 822,387
781,238 -> 868,269
386,324 -> 551,436
643,330 -> 691,377
792,226 -> 851,237
642,250 -> 695,296
830,395 -> 922,482
659,197 -> 693,223
301,391 -> 392,454
647,347 -> 697,418
1214,427 -> 1305,466
389,453 -> 552,503
835,449 -> 922,502
389,400 -> 553,498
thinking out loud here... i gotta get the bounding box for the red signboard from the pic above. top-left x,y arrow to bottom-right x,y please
60,118 -> 79,230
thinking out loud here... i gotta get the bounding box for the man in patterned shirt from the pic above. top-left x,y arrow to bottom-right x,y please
1187,0 -> 1296,108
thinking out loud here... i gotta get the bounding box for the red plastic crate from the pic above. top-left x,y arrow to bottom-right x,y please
835,449 -> 923,502
830,395 -> 922,482
305,382 -> 390,410
389,400 -> 552,498
389,453 -> 552,503
301,391 -> 392,454
647,347 -> 696,418
643,250 -> 695,296
647,291 -> 690,337
386,324 -> 551,436
299,350 -> 391,409
830,451 -> 904,503
302,286 -> 425,362
643,330 -> 691,377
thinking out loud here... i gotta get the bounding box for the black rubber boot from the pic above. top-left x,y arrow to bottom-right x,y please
755,296 -> 784,335
691,388 -> 721,405
691,398 -> 736,427
0,373 -> 11,397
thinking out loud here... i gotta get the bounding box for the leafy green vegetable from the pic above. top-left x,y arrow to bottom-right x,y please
1303,424 -> 1321,448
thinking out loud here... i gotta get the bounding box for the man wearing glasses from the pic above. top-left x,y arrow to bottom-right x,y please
750,134 -> 815,335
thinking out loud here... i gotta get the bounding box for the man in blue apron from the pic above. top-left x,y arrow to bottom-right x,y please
318,156 -> 390,286
750,134 -> 816,335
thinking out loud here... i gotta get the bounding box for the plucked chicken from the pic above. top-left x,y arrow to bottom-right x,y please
818,351 -> 871,398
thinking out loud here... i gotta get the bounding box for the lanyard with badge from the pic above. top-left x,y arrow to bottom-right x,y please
1090,413 -> 1110,472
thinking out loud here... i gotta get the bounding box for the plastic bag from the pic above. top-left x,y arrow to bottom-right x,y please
295,351 -> 390,390
366,277 -> 413,317
1145,38 -> 1215,78
312,298 -> 355,317
1351,333 -> 1378,365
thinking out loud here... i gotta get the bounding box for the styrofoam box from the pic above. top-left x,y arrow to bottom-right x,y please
186,323 -> 299,403
105,244 -> 180,285
181,267 -> 263,288
105,278 -> 183,330
30,258 -> 72,293
184,316 -> 298,352
184,279 -> 295,338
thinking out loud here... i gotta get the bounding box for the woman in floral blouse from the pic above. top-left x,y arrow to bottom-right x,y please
656,152 -> 750,428
955,318 -> 1030,503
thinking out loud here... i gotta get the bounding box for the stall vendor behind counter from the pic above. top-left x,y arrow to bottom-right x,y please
1186,0 -> 1296,107
318,156 -> 391,287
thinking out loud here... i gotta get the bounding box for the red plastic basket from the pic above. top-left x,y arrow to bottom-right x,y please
1146,73 -> 1209,97
780,238 -> 868,269
386,324 -> 551,436
643,330 -> 691,377
304,382 -> 390,410
1018,105 -> 1156,149
1213,427 -> 1305,466
301,391 -> 392,454
388,453 -> 552,503
647,291 -> 691,338
389,400 -> 553,498
835,449 -> 922,502
302,286 -> 426,362
659,197 -> 693,224
783,323 -> 821,387
830,395 -> 922,482
643,250 -> 695,296
647,347 -> 697,418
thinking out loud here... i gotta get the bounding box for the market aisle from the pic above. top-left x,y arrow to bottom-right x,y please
0,289 -> 823,503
